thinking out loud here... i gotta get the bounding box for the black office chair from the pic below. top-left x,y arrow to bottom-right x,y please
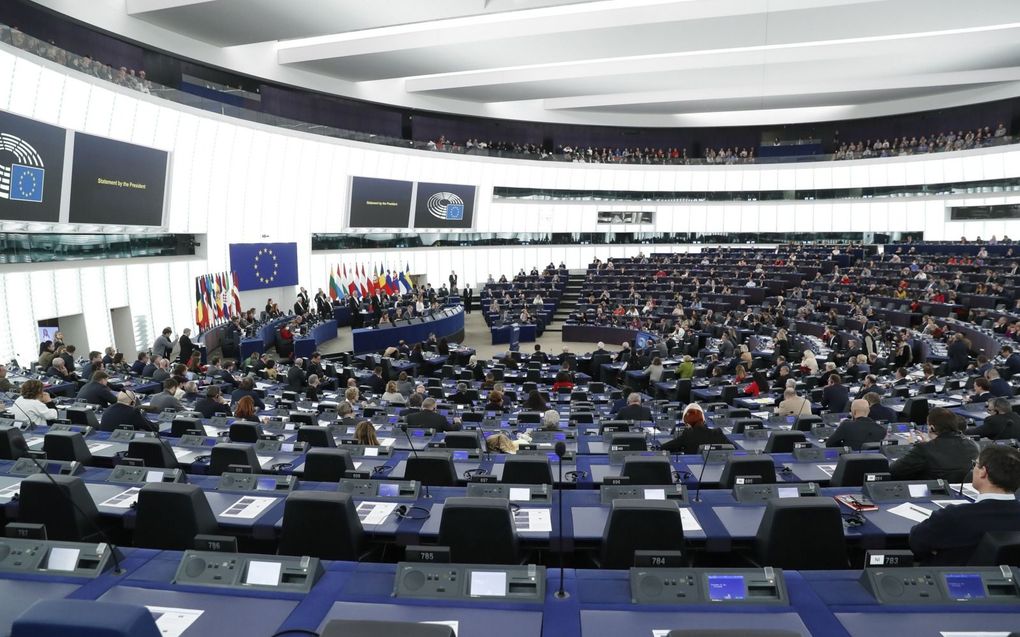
725,409 -> 752,419
228,422 -> 261,443
900,398 -> 929,426
969,531 -> 1020,567
719,385 -> 738,405
718,455 -> 776,489
763,431 -> 807,454
133,483 -> 219,549
297,426 -> 335,448
501,456 -> 553,485
517,412 -> 542,424
0,427 -> 27,460
438,497 -> 519,564
443,432 -> 480,450
792,415 -> 822,432
601,499 -> 686,569
621,456 -> 675,485
127,439 -> 180,469
208,443 -> 260,475
65,407 -> 99,428
18,474 -> 100,541
302,448 -> 354,482
42,431 -> 92,464
730,419 -> 765,434
828,455 -> 889,487
279,492 -> 364,560
755,498 -> 847,569
404,452 -> 459,486
608,432 -> 647,451
170,417 -> 200,437
319,620 -> 454,637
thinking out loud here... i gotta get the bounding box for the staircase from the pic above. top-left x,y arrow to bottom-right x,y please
544,270 -> 587,333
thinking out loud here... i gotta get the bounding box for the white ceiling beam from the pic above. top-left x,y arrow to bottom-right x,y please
404,22 -> 1020,93
126,0 -> 213,14
276,0 -> 872,64
542,67 -> 1020,110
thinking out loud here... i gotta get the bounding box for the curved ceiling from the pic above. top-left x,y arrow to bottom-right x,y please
33,0 -> 1020,126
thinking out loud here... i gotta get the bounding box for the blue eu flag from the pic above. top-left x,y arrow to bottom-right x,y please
446,203 -> 464,220
9,164 -> 44,202
229,242 -> 300,291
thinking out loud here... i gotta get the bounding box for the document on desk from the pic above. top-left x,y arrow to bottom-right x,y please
171,448 -> 192,460
888,502 -> 933,523
202,425 -> 219,437
0,484 -> 20,500
932,500 -> 970,509
378,437 -> 396,447
680,508 -> 702,533
99,487 -> 141,509
955,483 -> 979,499
86,443 -> 112,453
356,501 -> 397,526
513,508 -> 552,533
817,464 -> 837,477
146,606 -> 203,637
220,496 -> 277,519
422,621 -> 458,637
940,633 -> 1011,637
26,438 -> 44,448
256,455 -> 275,469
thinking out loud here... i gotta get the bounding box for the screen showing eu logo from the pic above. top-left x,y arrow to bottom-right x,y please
0,109 -> 66,222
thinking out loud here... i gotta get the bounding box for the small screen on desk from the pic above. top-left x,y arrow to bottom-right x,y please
777,487 -> 799,499
281,443 -> 294,453
547,452 -> 559,462
555,433 -> 566,441
45,547 -> 80,572
895,424 -> 911,432
944,573 -> 985,600
413,430 -> 424,437
202,438 -> 216,447
453,451 -> 468,461
255,478 -> 277,491
46,463 -> 63,474
469,570 -> 508,597
377,483 -> 399,497
707,575 -> 746,601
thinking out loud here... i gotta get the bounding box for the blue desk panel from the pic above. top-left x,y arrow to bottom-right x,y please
491,323 -> 537,345
353,308 -> 465,354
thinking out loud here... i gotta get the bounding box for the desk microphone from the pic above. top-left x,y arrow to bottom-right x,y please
553,440 -> 568,600
692,444 -> 715,503
400,423 -> 430,499
12,438 -> 124,574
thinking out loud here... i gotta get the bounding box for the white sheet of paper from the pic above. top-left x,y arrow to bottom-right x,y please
680,508 -> 702,532
653,631 -> 670,637
256,455 -> 275,468
378,437 -> 396,447
219,496 -> 277,519
0,484 -> 21,499
27,438 -> 44,448
353,461 -> 363,470
817,464 -> 837,476
146,607 -> 204,637
356,501 -> 398,526
644,488 -> 666,501
509,487 -> 532,502
145,470 -> 165,483
202,425 -> 219,437
888,502 -> 933,523
363,447 -> 379,457
908,483 -> 930,498
99,487 -> 141,509
245,560 -> 282,586
87,443 -> 112,453
46,547 -> 80,571
171,448 -> 192,459
932,500 -> 971,509
514,508 -> 552,533
422,621 -> 458,637
940,633 -> 1011,637
956,483 -> 979,499
470,570 -> 507,597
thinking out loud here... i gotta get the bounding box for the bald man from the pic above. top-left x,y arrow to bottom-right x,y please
825,398 -> 887,450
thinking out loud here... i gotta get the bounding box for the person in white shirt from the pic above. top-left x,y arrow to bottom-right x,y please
12,380 -> 57,426
775,388 -> 813,417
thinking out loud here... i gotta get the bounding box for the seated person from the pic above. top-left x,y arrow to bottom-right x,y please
551,371 -> 574,392
98,390 -> 155,432
660,403 -> 730,455
406,397 -> 461,432
230,376 -> 266,410
145,379 -> 184,413
614,392 -> 654,421
825,399 -> 887,450
966,397 -> 1020,439
540,409 -> 561,431
354,420 -> 380,446
76,371 -> 118,408
864,391 -> 896,422
485,431 -> 531,454
909,445 -> 1020,565
381,381 -> 406,404
890,407 -> 979,482
449,382 -> 474,405
522,389 -> 549,411
233,396 -> 261,423
775,388 -> 812,418
484,389 -> 508,413
194,385 -> 231,419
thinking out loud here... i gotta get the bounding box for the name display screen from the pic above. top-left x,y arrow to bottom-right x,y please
944,573 -> 986,601
68,132 -> 168,226
707,575 -> 747,601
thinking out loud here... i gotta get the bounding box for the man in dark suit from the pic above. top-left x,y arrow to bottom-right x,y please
46,357 -> 78,382
821,374 -> 850,413
406,397 -> 460,432
141,355 -> 159,379
985,370 -> 1014,397
909,445 -> 1020,565
75,371 -> 118,408
531,344 -> 548,364
213,359 -> 238,388
825,399 -> 887,450
966,397 -> 1020,440
230,376 -> 265,411
194,385 -> 231,419
969,378 -> 994,404
946,333 -> 970,373
178,329 -> 195,363
855,374 -> 882,399
286,358 -> 306,392
80,351 -> 104,380
449,382 -> 473,405
614,393 -> 654,422
863,392 -> 897,423
890,407 -> 979,482
99,391 -> 157,432
130,353 -> 149,376
399,392 -> 424,419
1002,345 -> 1020,376
367,367 -> 386,395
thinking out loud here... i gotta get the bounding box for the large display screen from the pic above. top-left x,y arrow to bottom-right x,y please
0,109 -> 67,223
348,176 -> 412,228
413,181 -> 476,229
68,133 -> 168,226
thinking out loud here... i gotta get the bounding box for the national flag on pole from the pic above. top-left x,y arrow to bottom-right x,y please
336,265 -> 346,299
329,265 -> 340,300
359,264 -> 370,297
399,263 -> 412,293
376,265 -> 387,295
343,264 -> 358,297
195,278 -> 205,329
231,271 -> 243,314
385,270 -> 395,295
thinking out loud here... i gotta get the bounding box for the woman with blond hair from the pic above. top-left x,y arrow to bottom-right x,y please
800,350 -> 819,374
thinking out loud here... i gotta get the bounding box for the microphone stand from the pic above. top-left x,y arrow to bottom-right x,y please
554,440 -> 568,600
400,424 -> 430,499
14,440 -> 123,574
692,445 -> 714,503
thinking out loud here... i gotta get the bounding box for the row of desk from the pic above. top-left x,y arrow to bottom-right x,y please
353,307 -> 466,355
